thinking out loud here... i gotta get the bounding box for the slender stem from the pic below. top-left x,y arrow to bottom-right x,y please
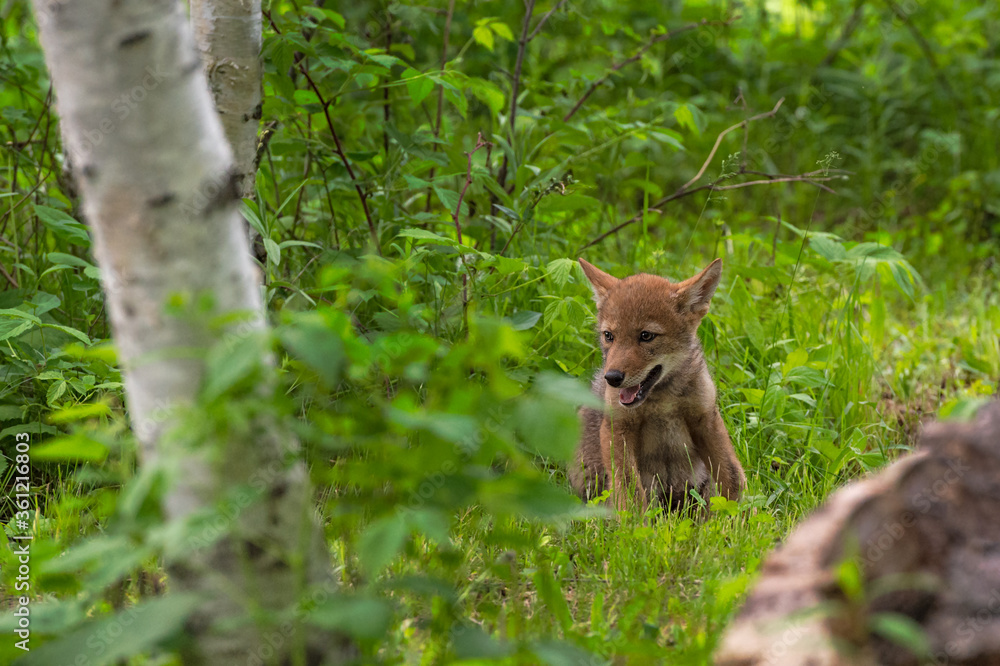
679,98 -> 784,192
424,0 -> 456,214
264,11 -> 381,255
576,98 -> 852,251
563,19 -> 735,123
497,0 -> 536,190
527,0 -> 568,42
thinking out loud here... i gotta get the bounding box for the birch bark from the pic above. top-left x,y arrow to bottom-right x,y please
189,0 -> 261,201
32,0 -> 345,662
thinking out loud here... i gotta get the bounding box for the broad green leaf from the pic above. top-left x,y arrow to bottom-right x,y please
510,310 -> 542,330
397,228 -> 460,247
33,434 -> 108,463
264,238 -> 281,266
473,25 -> 494,51
278,315 -> 346,386
402,67 -> 434,105
308,596 -> 393,640
546,258 -> 576,287
18,594 -> 201,666
357,514 -> 408,574
49,402 -> 112,423
34,205 -> 90,246
809,235 -> 846,262
674,104 -> 699,135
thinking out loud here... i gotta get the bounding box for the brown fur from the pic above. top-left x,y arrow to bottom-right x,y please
568,258 -> 746,512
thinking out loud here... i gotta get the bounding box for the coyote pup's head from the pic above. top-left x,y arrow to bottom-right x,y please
578,258 -> 722,408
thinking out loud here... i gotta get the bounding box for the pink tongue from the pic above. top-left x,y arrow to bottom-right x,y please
619,384 -> 641,404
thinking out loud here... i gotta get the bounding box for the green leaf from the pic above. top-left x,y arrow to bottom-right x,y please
534,564 -> 573,632
357,514 -> 408,574
397,228 -> 461,247
403,67 -> 434,105
509,310 -> 542,330
45,380 -> 68,406
468,77 -> 505,115
442,85 -> 468,117
34,205 -> 90,246
434,186 -> 468,218
0,422 -> 59,442
33,434 -> 109,463
674,104 -> 699,135
264,238 -> 281,266
47,252 -> 93,269
308,596 -> 393,641
473,25 -> 495,51
278,315 -> 346,386
0,319 -> 34,341
48,402 -> 112,423
42,323 -> 91,344
202,332 -> 265,401
18,594 -> 201,666
869,612 -> 931,658
809,236 -> 846,262
0,405 -> 23,421
453,623 -> 512,659
490,21 -> 514,42
546,258 -> 576,287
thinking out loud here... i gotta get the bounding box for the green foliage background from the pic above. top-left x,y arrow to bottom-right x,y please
0,0 -> 998,663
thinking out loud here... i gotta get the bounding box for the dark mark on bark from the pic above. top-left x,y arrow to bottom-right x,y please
119,30 -> 151,48
148,192 -> 176,208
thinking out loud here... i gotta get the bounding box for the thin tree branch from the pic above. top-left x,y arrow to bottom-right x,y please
453,133 -> 490,334
527,0 -> 568,42
680,98 -> 784,192
264,11 -> 381,255
577,100 -> 850,251
563,18 -> 737,123
424,0 -> 456,214
0,262 -> 18,288
382,8 -> 392,155
497,0 -> 537,190
453,133 -> 490,245
883,0 -> 957,99
820,0 -> 865,68
434,0 -> 455,140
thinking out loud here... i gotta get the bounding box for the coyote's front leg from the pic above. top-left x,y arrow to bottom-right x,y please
600,418 -> 645,511
687,408 -> 745,502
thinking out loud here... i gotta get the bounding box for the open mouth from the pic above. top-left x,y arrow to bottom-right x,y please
618,365 -> 663,407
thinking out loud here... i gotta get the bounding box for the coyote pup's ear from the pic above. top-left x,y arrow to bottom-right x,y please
578,258 -> 619,306
676,258 -> 722,317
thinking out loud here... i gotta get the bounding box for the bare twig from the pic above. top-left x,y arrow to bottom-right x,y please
527,0 -> 568,42
820,0 -> 865,68
454,133 -> 491,334
577,100 -> 849,251
453,133 -> 491,244
883,0 -> 957,99
264,11 -> 381,255
563,18 -> 737,123
434,0 -> 456,141
424,0 -> 456,214
497,0 -> 537,190
680,98 -> 784,191
0,262 -> 18,289
382,8 -> 393,155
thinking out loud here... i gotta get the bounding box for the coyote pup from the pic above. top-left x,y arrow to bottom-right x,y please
569,258 -> 745,512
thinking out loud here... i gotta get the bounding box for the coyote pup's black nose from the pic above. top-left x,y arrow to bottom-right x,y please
604,370 -> 625,387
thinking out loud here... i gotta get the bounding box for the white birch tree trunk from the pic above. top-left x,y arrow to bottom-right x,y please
189,0 -> 261,201
32,0 -> 346,662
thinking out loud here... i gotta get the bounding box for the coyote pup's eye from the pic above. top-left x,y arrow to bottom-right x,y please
603,331 -> 614,343
639,331 -> 656,342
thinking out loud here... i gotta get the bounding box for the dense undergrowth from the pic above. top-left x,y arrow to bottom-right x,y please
1,0 -> 999,663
